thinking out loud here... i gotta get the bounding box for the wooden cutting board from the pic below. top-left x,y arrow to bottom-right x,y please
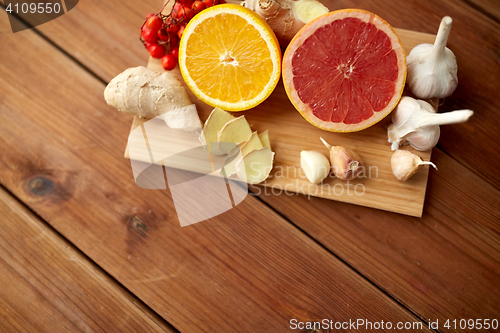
125,28 -> 437,217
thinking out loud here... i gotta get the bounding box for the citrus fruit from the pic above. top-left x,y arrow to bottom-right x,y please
283,9 -> 407,132
179,4 -> 281,111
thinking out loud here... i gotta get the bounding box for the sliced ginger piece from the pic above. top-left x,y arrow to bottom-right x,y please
258,130 -> 271,151
217,116 -> 253,155
222,132 -> 263,177
241,132 -> 264,156
201,107 -> 235,155
236,147 -> 275,184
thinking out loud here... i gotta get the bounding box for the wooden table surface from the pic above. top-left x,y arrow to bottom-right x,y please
0,0 -> 499,332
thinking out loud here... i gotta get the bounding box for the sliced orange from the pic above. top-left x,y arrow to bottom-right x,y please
283,9 -> 407,132
179,4 -> 281,111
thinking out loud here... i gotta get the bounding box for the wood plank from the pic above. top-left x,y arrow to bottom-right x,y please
0,12 -> 429,332
0,0 -> 161,81
461,0 -> 500,23
257,148 -> 500,323
13,0 -> 499,192
0,187 -> 176,333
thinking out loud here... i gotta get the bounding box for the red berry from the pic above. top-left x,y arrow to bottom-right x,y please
177,25 -> 186,39
148,44 -> 166,58
172,3 -> 183,17
185,9 -> 196,20
202,0 -> 218,7
162,54 -> 178,70
169,46 -> 179,58
142,28 -> 158,44
169,32 -> 179,46
146,15 -> 163,33
219,0 -> 226,3
173,2 -> 183,11
192,0 -> 207,12
167,24 -> 180,32
165,17 -> 180,32
176,6 -> 187,20
157,28 -> 170,41
179,0 -> 193,7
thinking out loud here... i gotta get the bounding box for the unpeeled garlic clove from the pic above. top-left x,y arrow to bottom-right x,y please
320,137 -> 364,180
391,150 -> 437,181
300,150 -> 330,184
407,16 -> 458,99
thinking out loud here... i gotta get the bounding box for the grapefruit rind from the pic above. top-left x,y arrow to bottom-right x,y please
282,9 -> 407,132
179,4 -> 282,112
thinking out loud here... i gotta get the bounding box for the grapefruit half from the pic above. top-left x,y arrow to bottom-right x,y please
283,9 -> 406,132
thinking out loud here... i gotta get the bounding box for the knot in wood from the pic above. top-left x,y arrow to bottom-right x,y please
28,177 -> 54,196
128,215 -> 148,236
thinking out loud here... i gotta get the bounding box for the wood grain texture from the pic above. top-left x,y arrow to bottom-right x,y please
0,188 -> 176,333
257,147 -> 500,325
0,0 -> 161,82
0,12 -> 429,332
461,0 -> 500,23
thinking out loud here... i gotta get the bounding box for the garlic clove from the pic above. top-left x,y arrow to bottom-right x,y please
300,150 -> 330,184
320,137 -> 364,180
407,16 -> 458,99
391,150 -> 437,181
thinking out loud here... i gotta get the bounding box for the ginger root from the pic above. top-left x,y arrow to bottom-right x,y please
104,66 -> 192,118
244,0 -> 329,45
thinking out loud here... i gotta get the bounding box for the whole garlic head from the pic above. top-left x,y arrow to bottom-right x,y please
388,96 -> 473,151
407,16 -> 458,99
391,150 -> 437,181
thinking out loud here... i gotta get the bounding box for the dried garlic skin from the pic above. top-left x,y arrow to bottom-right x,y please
391,150 -> 437,181
300,150 -> 330,184
320,138 -> 364,180
407,16 -> 458,99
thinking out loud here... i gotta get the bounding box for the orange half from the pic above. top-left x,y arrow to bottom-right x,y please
179,4 -> 281,111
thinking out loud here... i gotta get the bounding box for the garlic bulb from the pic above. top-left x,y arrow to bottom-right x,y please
320,138 -> 364,180
391,150 -> 437,181
300,150 -> 330,184
388,96 -> 473,151
407,16 -> 458,99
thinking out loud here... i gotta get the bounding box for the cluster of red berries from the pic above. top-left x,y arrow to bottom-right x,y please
140,0 -> 226,70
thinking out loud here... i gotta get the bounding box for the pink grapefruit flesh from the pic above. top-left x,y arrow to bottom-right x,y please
283,9 -> 407,132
